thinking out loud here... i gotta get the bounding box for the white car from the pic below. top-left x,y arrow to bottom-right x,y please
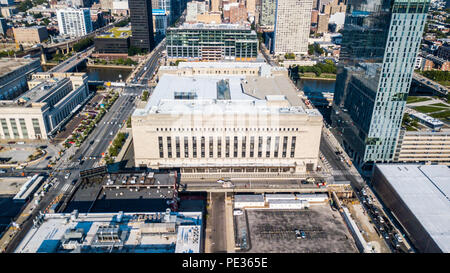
64,173 -> 70,179
233,209 -> 243,216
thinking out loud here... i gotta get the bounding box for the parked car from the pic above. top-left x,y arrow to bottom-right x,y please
233,209 -> 243,216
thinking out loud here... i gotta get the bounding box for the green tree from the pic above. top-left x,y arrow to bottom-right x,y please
141,90 -> 149,101
73,37 -> 94,52
128,45 -> 142,56
284,53 -> 295,59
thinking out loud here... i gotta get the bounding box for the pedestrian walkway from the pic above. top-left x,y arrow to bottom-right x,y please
225,193 -> 235,253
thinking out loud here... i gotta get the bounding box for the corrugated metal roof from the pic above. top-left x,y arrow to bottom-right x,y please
376,164 -> 450,252
234,194 -> 264,203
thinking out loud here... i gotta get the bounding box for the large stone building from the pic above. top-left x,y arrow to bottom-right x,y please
132,62 -> 323,177
0,58 -> 42,101
0,73 -> 90,140
166,23 -> 258,62
274,0 -> 313,55
394,130 -> 450,165
13,26 -> 49,45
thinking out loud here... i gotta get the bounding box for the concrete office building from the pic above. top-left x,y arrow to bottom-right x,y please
186,1 -> 207,22
260,0 -> 276,27
372,164 -> 450,253
211,0 -> 221,11
129,0 -> 155,51
317,13 -> 329,33
197,12 -> 222,24
100,0 -> 114,10
57,8 -> 93,37
394,130 -> 450,165
132,62 -> 323,176
0,58 -> 42,101
274,0 -> 313,55
13,26 -> 49,45
0,73 -> 90,140
223,2 -> 247,24
166,23 -> 258,61
330,0 -> 430,173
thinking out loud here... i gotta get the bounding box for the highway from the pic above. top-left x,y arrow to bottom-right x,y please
49,46 -> 95,73
413,72 -> 448,96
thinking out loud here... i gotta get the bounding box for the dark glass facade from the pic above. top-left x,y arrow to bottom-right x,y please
129,0 -> 155,51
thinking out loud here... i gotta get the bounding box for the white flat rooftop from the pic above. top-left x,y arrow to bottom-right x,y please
376,164 -> 450,252
133,74 -> 319,117
234,194 -> 265,203
15,211 -> 202,253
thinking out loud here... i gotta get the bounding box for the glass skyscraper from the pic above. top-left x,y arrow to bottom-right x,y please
331,0 -> 430,171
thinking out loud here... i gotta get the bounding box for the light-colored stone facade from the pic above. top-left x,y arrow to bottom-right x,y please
13,26 -> 49,45
394,130 -> 450,165
0,73 -> 90,140
132,62 -> 323,175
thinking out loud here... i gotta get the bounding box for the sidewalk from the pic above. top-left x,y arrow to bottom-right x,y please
225,193 -> 235,253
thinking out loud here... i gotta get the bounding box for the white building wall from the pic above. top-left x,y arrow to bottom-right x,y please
274,0 -> 313,55
57,8 -> 93,37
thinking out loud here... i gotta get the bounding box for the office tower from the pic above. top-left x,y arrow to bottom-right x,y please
56,8 -> 93,37
331,0 -> 430,171
260,0 -> 276,27
129,0 -> 155,51
274,0 -> 313,55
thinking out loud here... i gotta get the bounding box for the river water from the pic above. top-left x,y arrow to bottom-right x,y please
296,78 -> 336,123
297,78 -> 336,94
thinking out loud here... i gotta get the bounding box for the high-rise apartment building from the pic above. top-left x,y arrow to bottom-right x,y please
274,0 -> 313,55
260,0 -> 276,27
129,0 -> 155,51
56,8 -> 93,37
331,0 -> 430,171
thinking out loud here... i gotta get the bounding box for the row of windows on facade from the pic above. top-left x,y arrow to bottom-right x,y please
158,136 -> 297,159
156,127 -> 302,132
0,118 -> 41,139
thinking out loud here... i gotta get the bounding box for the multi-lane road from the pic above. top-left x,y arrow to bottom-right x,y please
3,44 -> 161,252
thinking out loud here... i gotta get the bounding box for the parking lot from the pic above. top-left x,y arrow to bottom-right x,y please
239,206 -> 358,253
